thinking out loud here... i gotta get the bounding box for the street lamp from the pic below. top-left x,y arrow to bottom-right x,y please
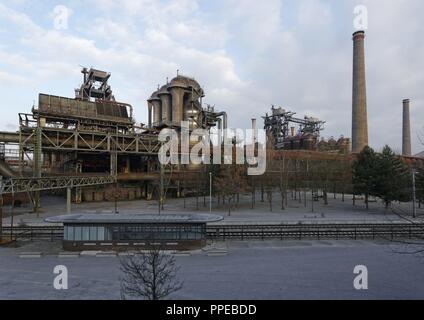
209,172 -> 212,213
412,169 -> 417,219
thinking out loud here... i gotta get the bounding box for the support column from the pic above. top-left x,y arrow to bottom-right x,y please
66,187 -> 72,214
75,162 -> 82,204
148,102 -> 152,129
33,126 -> 42,215
0,181 -> 3,242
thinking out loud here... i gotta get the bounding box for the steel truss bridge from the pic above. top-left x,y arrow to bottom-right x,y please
0,175 -> 116,195
0,127 -> 162,155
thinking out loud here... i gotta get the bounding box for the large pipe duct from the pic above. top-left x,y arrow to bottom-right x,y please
216,111 -> 228,143
158,85 -> 172,126
402,99 -> 412,156
216,112 -> 227,130
170,87 -> 184,126
147,103 -> 152,128
352,30 -> 369,153
148,75 -> 206,129
148,94 -> 162,126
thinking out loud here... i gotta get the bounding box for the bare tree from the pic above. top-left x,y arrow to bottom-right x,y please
213,142 -> 249,215
214,163 -> 249,215
119,248 -> 183,300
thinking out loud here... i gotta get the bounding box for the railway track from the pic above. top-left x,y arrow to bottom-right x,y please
206,223 -> 424,241
2,226 -> 63,241
2,223 -> 424,242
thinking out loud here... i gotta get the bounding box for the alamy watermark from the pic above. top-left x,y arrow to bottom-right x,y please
353,5 -> 368,30
53,265 -> 68,290
353,265 -> 368,290
52,5 -> 71,30
158,122 -> 267,176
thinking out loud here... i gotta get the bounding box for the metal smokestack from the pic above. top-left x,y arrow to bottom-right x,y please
352,30 -> 369,153
402,99 -> 412,156
251,118 -> 257,146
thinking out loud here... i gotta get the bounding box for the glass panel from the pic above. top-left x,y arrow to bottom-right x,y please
66,226 -> 74,241
89,226 -> 97,241
74,226 -> 82,241
105,227 -> 112,241
97,227 -> 105,241
82,227 -> 90,241
70,223 -> 206,242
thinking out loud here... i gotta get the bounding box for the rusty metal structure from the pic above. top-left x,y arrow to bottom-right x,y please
263,106 -> 325,151
0,63 -> 422,220
147,73 -> 227,131
317,137 -> 351,154
0,68 -> 228,213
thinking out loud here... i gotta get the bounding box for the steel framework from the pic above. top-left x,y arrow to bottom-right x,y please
0,175 -> 116,195
263,106 -> 325,149
16,125 -> 161,155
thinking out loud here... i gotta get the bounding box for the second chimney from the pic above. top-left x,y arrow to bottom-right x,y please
402,99 -> 412,156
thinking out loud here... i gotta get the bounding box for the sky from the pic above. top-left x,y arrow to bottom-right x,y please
0,0 -> 423,154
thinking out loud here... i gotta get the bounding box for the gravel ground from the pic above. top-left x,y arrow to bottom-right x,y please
2,193 -> 423,227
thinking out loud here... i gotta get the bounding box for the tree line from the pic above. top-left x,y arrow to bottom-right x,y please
210,144 -> 424,213
167,140 -> 423,214
352,145 -> 417,209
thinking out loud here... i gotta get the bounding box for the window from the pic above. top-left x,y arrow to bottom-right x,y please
82,227 -> 90,241
97,227 -> 105,241
66,223 -> 205,242
89,226 -> 98,241
65,226 -> 74,241
104,227 -> 113,241
74,226 -> 82,241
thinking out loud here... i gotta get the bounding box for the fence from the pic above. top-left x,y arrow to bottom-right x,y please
3,223 -> 424,242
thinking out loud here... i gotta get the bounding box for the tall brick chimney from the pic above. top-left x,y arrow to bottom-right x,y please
402,99 -> 412,156
351,31 -> 369,153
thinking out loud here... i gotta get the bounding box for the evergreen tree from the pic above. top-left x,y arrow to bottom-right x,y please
352,146 -> 379,209
416,166 -> 424,206
375,145 -> 411,208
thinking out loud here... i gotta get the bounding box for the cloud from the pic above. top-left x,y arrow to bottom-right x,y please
0,69 -> 30,86
0,2 -> 42,34
297,0 -> 332,27
0,0 -> 423,154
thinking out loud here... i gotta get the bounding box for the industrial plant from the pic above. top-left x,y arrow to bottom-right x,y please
0,30 -> 422,216
0,0 -> 424,301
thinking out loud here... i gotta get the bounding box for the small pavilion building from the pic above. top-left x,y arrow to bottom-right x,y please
45,213 -> 223,251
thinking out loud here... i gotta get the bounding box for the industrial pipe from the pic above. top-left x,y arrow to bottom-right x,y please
216,112 -> 227,130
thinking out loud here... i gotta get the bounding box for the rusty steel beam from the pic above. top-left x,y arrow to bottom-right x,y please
0,175 -> 116,195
